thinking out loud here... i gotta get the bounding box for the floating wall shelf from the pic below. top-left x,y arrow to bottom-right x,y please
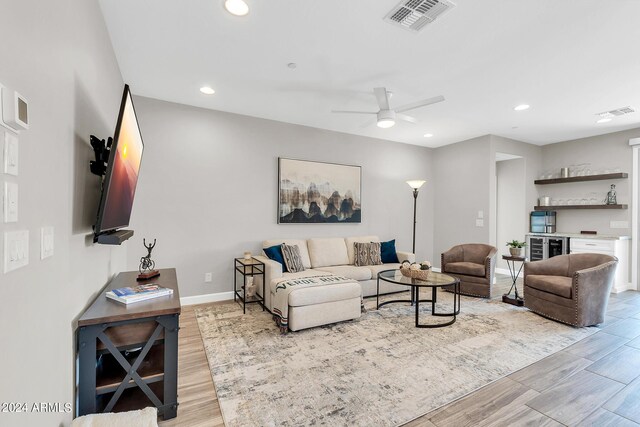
534,204 -> 628,211
534,172 -> 628,185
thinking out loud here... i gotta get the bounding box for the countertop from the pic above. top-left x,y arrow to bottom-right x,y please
526,232 -> 631,241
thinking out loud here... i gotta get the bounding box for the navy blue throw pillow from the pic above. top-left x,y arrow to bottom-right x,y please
263,245 -> 288,272
380,239 -> 399,263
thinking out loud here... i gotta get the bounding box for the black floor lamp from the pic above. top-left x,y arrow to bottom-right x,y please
406,180 -> 426,255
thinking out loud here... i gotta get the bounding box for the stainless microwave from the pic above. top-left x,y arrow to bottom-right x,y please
530,211 -> 556,233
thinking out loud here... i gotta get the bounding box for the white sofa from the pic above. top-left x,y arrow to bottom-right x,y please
255,236 -> 415,331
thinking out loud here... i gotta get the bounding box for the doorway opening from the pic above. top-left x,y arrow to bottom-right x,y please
495,152 -> 525,274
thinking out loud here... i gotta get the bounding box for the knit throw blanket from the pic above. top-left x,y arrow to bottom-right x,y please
271,275 -> 360,333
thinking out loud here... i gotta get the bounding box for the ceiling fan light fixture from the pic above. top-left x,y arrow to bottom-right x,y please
331,87 -> 444,129
377,109 -> 396,128
224,0 -> 249,16
377,119 -> 395,128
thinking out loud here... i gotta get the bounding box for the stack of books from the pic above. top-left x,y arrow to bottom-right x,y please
106,283 -> 173,305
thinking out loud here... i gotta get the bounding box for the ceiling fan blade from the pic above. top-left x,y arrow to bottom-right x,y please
358,119 -> 373,130
397,113 -> 418,124
331,110 -> 377,114
395,95 -> 445,113
373,87 -> 390,110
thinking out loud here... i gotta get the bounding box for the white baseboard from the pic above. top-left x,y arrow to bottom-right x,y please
612,282 -> 635,294
180,291 -> 234,306
431,267 -> 441,272
495,267 -> 523,278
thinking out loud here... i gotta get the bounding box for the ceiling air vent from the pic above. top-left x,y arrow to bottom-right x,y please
597,106 -> 635,118
384,0 -> 456,32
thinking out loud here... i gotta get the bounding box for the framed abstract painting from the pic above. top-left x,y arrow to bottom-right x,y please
278,158 -> 362,223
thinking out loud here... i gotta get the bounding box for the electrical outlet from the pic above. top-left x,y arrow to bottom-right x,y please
475,219 -> 484,227
610,220 -> 629,229
204,272 -> 212,282
4,230 -> 29,273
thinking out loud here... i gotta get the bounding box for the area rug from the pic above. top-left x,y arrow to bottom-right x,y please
195,289 -> 596,426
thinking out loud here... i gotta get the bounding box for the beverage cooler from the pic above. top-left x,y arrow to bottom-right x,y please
526,235 -> 569,261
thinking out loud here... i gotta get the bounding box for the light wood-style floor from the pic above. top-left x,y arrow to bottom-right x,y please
158,304 -> 224,427
407,289 -> 640,427
161,286 -> 640,427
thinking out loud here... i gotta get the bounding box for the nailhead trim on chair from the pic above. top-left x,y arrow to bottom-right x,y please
526,306 -> 578,327
573,273 -> 579,326
444,288 -> 489,298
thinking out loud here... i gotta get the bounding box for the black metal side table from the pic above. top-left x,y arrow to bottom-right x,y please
502,255 -> 526,306
234,257 -> 265,314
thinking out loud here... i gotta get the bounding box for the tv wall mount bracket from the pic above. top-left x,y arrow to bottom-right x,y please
89,134 -> 112,177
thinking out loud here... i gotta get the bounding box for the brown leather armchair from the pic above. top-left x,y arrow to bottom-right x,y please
524,253 -> 618,327
441,243 -> 497,298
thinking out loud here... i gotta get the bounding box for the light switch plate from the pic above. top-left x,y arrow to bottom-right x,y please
475,219 -> 484,227
4,230 -> 29,273
3,181 -> 18,222
477,210 -> 484,219
3,131 -> 18,175
41,226 -> 54,259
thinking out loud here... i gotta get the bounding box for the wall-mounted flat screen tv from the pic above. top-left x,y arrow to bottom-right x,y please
94,85 -> 144,239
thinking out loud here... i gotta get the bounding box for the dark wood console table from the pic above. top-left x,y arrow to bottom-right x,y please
76,268 -> 181,419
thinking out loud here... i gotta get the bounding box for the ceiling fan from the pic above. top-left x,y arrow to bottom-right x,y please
332,87 -> 445,129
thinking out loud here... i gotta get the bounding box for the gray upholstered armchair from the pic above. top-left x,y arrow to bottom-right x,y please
441,243 -> 497,298
524,253 -> 618,327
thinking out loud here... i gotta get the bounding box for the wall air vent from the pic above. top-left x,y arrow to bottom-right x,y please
384,0 -> 456,32
597,106 -> 635,118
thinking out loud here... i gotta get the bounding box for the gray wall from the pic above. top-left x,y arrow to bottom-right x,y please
433,135 -> 493,265
431,134 -> 542,268
0,1 -> 126,426
490,136 -> 543,266
496,158 -> 526,269
540,128 -> 639,235
127,97 -> 435,297
490,136 -> 543,241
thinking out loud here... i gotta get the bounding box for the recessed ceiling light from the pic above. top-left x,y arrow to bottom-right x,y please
514,104 -> 530,111
596,118 -> 612,124
200,86 -> 215,95
224,0 -> 249,16
423,133 -> 433,138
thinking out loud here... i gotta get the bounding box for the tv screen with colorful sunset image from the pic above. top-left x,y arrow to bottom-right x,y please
96,86 -> 143,233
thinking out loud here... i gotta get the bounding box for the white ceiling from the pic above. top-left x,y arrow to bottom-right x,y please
99,0 -> 640,148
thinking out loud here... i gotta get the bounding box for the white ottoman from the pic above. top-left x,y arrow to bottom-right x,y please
281,281 -> 362,332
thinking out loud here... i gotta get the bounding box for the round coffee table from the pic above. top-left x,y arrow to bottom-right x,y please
377,269 -> 461,328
